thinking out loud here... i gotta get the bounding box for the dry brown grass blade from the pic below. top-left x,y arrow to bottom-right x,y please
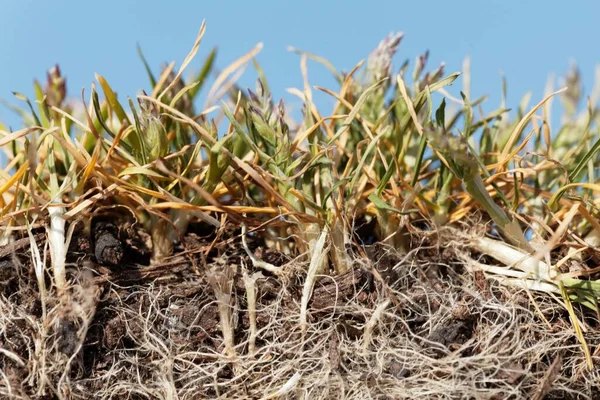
289,114 -> 345,153
109,175 -> 168,200
313,86 -> 354,109
152,62 -> 176,98
462,56 -> 471,99
154,158 -> 243,224
330,59 -> 365,123
75,139 -> 102,194
81,87 -> 101,140
195,205 -> 282,214
0,126 -> 41,147
497,88 -> 566,169
300,54 -> 312,102
205,42 -> 264,108
532,204 -> 579,266
49,128 -> 91,169
576,204 -> 600,239
542,73 -> 555,154
532,353 -> 563,400
64,183 -> 119,218
397,75 -> 424,134
487,130 -> 535,171
104,124 -> 131,165
157,21 -> 206,100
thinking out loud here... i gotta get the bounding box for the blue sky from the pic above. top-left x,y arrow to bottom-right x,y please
1,0 -> 599,130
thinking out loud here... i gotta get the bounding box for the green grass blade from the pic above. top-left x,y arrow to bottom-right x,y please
189,47 -> 217,100
137,43 -> 157,88
96,74 -> 131,126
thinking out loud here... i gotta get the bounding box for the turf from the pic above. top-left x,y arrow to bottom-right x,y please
1,22 -> 600,399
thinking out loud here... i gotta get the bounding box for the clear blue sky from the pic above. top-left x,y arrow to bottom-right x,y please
1,0 -> 599,130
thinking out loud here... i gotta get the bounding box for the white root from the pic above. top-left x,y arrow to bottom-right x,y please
465,235 -> 600,335
241,222 -> 283,276
0,348 -> 25,368
363,299 -> 391,350
28,222 -> 47,320
242,266 -> 262,356
47,203 -> 67,294
260,372 -> 302,400
207,265 -> 236,359
487,276 -> 561,294
299,225 -> 329,335
462,255 -> 531,279
26,224 -> 49,395
462,251 -> 563,294
471,236 -> 556,281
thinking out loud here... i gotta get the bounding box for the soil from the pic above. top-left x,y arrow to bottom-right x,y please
1,218 -> 600,399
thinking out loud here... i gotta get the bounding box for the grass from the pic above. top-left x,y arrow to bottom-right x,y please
1,21 -> 600,398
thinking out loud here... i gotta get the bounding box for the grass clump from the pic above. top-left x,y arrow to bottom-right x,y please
1,21 -> 600,399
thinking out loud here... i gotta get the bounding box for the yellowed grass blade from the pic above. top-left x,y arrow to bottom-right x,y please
0,161 -> 29,209
559,281 -> 593,369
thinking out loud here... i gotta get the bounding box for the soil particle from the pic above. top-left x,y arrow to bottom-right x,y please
386,359 -> 411,378
0,233 -> 45,293
57,319 -> 79,356
310,267 -> 375,311
253,246 -> 289,266
365,243 -> 402,283
336,320 -> 364,340
0,258 -> 15,283
103,315 -> 126,350
429,318 -> 475,348
92,221 -> 124,266
168,302 -> 220,345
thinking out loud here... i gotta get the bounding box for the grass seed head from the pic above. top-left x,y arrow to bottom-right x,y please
138,91 -> 169,161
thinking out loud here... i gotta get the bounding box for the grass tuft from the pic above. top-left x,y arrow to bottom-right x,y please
2,23 -> 600,398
